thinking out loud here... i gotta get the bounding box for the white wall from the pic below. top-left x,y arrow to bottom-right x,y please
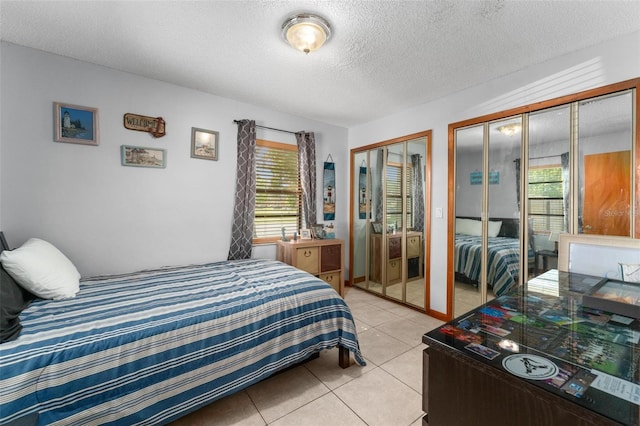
0,42 -> 348,276
2,31 -> 639,315
349,31 -> 640,315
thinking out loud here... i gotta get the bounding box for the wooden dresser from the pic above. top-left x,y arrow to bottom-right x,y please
276,239 -> 344,296
370,231 -> 422,285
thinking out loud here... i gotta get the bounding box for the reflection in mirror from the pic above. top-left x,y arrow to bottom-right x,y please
487,118 -> 522,298
449,80 -> 638,322
407,138 -> 427,309
352,151 -> 368,291
350,131 -> 430,310
369,148 -> 383,294
454,125 -> 484,317
528,106 -> 570,279
385,142 -> 405,302
578,91 -> 633,237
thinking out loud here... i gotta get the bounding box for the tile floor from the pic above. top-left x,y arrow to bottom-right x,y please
358,277 -> 426,309
454,281 -> 496,318
170,287 -> 444,426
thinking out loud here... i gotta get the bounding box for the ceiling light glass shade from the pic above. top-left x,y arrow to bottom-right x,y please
497,123 -> 521,136
282,13 -> 332,54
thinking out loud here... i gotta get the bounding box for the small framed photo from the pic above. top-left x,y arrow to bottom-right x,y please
191,127 -> 218,161
121,145 -> 166,168
54,102 -> 99,145
371,222 -> 383,234
310,224 -> 325,239
300,228 -> 312,240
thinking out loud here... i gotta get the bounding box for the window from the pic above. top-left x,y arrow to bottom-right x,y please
528,165 -> 564,233
386,162 -> 413,230
253,140 -> 300,243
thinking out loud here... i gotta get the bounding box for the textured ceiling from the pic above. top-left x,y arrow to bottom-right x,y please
1,0 -> 639,128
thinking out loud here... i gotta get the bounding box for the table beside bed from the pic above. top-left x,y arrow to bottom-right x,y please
422,270 -> 640,426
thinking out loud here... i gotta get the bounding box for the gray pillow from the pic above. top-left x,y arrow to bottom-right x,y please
1,263 -> 35,343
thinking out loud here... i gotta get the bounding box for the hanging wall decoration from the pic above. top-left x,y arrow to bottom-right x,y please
123,113 -> 166,138
121,145 -> 166,168
323,155 -> 335,221
53,102 -> 99,145
470,170 -> 500,185
359,162 -> 368,219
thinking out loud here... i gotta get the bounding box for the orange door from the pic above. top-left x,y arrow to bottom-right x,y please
583,151 -> 631,236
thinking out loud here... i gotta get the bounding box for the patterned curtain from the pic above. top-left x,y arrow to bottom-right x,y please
296,131 -> 316,228
411,154 -> 425,232
228,120 -> 256,260
561,152 -> 570,232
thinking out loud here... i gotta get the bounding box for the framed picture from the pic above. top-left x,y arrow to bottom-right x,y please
191,127 -> 218,161
54,102 -> 99,145
300,228 -> 312,240
582,278 -> 640,319
310,224 -> 325,239
121,145 -> 166,168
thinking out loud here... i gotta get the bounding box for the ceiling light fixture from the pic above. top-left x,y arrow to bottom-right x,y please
282,13 -> 332,54
497,123 -> 521,136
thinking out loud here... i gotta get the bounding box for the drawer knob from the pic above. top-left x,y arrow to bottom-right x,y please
304,250 -> 312,257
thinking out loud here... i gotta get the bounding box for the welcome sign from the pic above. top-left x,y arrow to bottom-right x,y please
123,113 -> 166,138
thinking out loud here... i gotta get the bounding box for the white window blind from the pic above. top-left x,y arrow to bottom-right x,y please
386,163 -> 413,230
528,165 -> 565,233
254,140 -> 300,242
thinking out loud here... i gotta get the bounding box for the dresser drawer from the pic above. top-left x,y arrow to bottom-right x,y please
295,247 -> 319,274
320,244 -> 341,272
319,272 -> 340,292
407,235 -> 421,258
387,259 -> 401,282
388,236 -> 402,259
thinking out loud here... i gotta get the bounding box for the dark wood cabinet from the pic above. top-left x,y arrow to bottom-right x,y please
422,271 -> 638,426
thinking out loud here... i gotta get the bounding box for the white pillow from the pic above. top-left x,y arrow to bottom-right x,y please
620,263 -> 640,283
455,218 -> 502,237
455,218 -> 482,236
488,221 -> 503,238
0,238 -> 80,300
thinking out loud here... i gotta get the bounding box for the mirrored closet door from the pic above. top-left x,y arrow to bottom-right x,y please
449,80 -> 638,320
350,131 -> 431,310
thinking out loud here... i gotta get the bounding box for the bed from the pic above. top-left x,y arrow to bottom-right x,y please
0,242 -> 365,425
454,217 -> 532,296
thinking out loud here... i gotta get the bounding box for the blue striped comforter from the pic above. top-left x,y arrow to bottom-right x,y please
455,235 -> 531,296
0,259 -> 364,425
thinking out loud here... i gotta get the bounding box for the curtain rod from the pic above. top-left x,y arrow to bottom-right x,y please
233,120 -> 297,135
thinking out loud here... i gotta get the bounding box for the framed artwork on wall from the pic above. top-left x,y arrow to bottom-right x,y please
121,145 -> 166,168
191,127 -> 218,161
53,102 -> 99,145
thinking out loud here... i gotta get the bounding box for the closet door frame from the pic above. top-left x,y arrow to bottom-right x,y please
349,130 -> 432,311
446,78 -> 640,321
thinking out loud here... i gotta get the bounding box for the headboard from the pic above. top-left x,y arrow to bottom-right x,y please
456,217 -> 520,239
558,234 -> 640,279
